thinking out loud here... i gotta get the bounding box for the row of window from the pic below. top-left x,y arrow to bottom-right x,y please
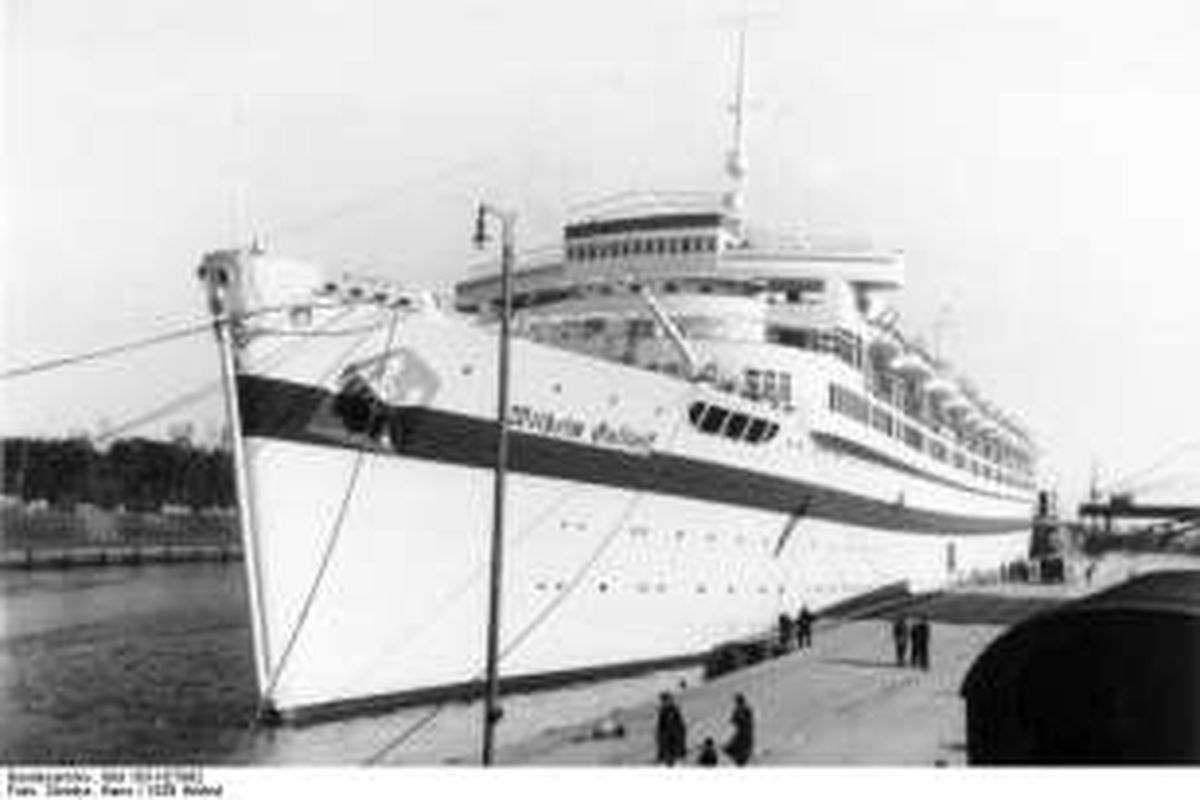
566,235 -> 719,261
530,580 -> 864,596
768,326 -> 864,369
827,383 -> 1034,490
630,526 -> 772,549
769,325 -> 1028,465
687,401 -> 780,444
743,368 -> 793,405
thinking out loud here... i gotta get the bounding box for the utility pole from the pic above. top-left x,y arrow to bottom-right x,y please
473,202 -> 517,766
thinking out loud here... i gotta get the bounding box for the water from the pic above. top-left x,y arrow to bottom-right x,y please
0,563 -> 697,765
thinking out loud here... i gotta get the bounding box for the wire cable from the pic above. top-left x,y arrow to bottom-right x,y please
0,298 -> 372,384
255,310 -> 403,714
0,320 -> 214,382
361,382 -> 701,765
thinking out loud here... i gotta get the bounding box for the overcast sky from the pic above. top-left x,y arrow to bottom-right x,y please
3,0 -> 1199,506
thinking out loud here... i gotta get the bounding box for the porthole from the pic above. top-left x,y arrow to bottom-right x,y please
598,582 -> 609,593
461,364 -> 474,375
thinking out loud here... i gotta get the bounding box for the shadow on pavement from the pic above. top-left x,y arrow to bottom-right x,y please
853,591 -> 1066,627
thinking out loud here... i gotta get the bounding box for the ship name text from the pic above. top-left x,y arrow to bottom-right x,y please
509,404 -> 657,454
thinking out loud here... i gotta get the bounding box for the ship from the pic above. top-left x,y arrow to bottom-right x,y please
198,51 -> 1037,722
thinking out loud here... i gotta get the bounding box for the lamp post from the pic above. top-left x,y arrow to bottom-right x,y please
473,202 -> 516,766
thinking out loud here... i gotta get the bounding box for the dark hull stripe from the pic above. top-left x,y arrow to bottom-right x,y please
273,651 -> 704,726
237,375 -> 1030,536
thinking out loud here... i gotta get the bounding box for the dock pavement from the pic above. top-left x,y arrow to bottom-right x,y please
496,556 -> 1181,766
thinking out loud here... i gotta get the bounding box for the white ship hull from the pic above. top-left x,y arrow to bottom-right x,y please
231,305 -> 1033,719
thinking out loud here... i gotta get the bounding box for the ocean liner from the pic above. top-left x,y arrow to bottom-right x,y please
198,59 -> 1036,722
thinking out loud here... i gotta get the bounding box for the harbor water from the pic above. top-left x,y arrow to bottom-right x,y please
0,562 -> 698,765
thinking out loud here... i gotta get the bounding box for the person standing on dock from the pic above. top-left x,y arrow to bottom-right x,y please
655,692 -> 688,766
796,606 -> 814,649
777,613 -> 795,653
891,616 -> 909,666
723,693 -> 755,766
910,616 -> 931,670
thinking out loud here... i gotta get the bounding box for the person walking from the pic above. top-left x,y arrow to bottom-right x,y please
723,693 -> 755,766
891,616 -> 909,667
796,606 -> 814,649
696,737 -> 719,767
655,692 -> 688,766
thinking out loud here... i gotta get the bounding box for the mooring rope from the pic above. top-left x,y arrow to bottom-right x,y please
0,320 -> 214,382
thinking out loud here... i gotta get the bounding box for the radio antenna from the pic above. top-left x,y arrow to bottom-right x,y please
723,22 -> 750,228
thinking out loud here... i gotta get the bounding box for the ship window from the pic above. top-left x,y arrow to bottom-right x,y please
681,239 -> 693,253
745,369 -> 762,398
745,418 -> 769,443
700,405 -> 729,433
688,402 -> 708,426
724,413 -> 750,439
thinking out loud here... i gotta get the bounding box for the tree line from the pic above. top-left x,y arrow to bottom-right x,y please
2,436 -> 234,511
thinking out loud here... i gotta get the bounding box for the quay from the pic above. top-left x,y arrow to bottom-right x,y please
490,554 -> 1192,766
0,542 -> 242,570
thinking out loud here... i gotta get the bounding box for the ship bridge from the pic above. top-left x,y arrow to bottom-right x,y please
455,193 -> 904,310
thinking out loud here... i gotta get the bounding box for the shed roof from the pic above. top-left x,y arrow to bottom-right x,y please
962,569 -> 1200,698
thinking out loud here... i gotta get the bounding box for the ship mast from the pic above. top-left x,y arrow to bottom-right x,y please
723,23 -> 750,234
